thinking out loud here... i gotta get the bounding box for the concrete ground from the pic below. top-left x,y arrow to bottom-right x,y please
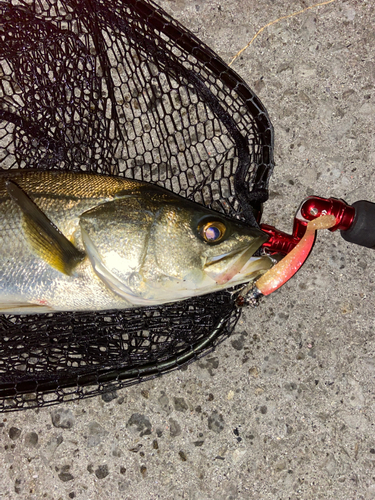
1,0 -> 374,498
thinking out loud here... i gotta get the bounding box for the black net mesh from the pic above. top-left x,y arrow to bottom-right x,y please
0,0 -> 274,411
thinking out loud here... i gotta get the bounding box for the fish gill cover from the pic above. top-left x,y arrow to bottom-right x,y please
0,0 -> 274,410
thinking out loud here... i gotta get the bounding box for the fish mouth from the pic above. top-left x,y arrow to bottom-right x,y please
204,246 -> 250,266
204,246 -> 271,285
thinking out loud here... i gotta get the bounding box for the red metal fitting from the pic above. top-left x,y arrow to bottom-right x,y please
260,196 -> 355,255
299,196 -> 355,232
260,224 -> 300,256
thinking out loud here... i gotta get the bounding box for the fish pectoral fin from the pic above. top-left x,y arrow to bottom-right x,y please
6,180 -> 85,275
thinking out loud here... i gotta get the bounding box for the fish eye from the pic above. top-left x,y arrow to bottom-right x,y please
199,220 -> 227,243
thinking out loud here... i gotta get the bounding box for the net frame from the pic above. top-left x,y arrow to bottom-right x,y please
0,0 -> 274,411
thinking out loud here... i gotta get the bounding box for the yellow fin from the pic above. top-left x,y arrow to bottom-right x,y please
6,180 -> 85,275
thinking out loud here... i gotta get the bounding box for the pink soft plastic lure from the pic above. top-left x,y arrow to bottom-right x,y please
214,246 -> 258,285
255,214 -> 337,296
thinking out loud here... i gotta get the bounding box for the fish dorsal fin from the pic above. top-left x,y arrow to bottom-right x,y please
6,180 -> 85,275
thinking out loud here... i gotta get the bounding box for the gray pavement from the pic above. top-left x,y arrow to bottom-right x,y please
1,0 -> 374,499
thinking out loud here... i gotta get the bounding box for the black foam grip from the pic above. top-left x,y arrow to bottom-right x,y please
340,200 -> 375,248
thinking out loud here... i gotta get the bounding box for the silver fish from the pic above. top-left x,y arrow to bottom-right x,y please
0,170 -> 274,313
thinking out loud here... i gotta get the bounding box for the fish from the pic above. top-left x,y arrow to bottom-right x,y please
0,170 -> 275,314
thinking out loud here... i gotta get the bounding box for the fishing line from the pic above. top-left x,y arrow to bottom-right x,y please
228,0 -> 338,67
